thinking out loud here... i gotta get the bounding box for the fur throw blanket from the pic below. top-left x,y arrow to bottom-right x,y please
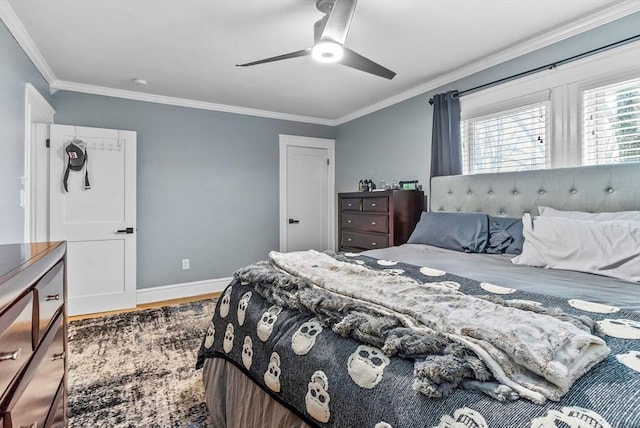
235,250 -> 609,404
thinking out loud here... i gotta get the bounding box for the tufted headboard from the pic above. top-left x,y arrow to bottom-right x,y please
430,164 -> 640,217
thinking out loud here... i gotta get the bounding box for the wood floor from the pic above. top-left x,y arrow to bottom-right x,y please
68,292 -> 221,321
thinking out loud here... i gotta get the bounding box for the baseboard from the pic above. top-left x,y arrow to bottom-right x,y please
136,277 -> 232,305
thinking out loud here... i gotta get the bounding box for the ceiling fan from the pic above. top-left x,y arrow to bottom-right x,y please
236,0 -> 396,80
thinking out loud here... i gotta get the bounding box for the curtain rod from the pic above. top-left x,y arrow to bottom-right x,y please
428,34 -> 640,105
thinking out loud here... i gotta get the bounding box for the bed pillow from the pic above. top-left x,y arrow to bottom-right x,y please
538,206 -> 640,222
512,214 -> 640,283
486,216 -> 524,255
407,212 -> 489,253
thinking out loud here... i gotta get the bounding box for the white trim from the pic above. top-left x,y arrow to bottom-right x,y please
25,83 -> 56,121
2,0 -> 637,126
51,80 -> 336,126
460,40 -> 640,115
459,40 -> 640,170
136,277 -> 231,305
334,1 -> 640,125
0,0 -> 57,84
279,134 -> 336,252
24,84 -> 55,243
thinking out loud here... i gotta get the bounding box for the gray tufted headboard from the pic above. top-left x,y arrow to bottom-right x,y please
430,164 -> 640,217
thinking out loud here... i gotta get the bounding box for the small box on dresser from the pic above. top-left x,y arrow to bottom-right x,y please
0,242 -> 67,428
339,190 -> 424,251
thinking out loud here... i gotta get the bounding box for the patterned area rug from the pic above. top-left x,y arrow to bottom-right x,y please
68,299 -> 216,427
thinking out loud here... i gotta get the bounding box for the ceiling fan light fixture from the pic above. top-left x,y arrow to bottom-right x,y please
312,41 -> 344,63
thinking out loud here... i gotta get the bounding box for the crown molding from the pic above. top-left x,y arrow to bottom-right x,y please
0,0 -> 57,84
51,80 -> 336,126
335,0 -> 640,125
1,0 -> 333,126
3,0 -> 637,127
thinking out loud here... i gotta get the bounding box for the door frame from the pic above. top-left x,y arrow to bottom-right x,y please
24,83 -> 55,242
279,134 -> 335,252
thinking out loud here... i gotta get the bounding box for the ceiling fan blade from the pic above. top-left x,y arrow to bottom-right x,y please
321,0 -> 357,45
341,47 -> 396,80
236,48 -> 312,67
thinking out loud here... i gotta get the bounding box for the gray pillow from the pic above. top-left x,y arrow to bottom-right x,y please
408,212 -> 489,253
486,216 -> 524,255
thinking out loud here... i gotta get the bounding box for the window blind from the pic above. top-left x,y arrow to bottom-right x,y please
462,102 -> 549,174
583,77 -> 640,165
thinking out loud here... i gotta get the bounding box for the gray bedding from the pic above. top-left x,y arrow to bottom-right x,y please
198,251 -> 640,428
363,244 -> 640,311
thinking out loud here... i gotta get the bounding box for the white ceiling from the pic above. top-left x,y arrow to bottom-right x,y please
4,0 -> 638,124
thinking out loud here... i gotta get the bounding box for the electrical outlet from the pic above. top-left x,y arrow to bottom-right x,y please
182,258 -> 190,270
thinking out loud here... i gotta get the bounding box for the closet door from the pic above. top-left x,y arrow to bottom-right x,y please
49,124 -> 136,316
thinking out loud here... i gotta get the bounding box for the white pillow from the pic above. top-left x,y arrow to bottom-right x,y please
512,214 -> 640,283
538,206 -> 640,222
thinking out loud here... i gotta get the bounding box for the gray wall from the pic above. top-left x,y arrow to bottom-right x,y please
52,92 -> 334,288
2,11 -> 639,289
335,12 -> 640,194
0,20 -> 53,244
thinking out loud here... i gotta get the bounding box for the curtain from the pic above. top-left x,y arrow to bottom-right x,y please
430,91 -> 461,177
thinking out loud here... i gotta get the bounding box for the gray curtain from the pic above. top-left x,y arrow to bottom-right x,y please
430,91 -> 461,177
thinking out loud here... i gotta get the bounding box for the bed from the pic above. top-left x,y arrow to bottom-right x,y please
197,164 -> 640,428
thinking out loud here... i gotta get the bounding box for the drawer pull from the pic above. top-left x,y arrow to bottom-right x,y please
52,351 -> 66,361
0,348 -> 22,362
46,294 -> 60,301
347,238 -> 352,242
372,242 -> 377,246
347,203 -> 352,207
347,220 -> 352,223
371,203 -> 377,207
371,222 -> 377,225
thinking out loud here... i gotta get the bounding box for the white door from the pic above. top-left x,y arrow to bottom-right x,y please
279,135 -> 335,252
49,125 -> 136,316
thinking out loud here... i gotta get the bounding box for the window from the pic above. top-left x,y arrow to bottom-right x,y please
458,41 -> 639,173
461,102 -> 549,174
583,77 -> 640,165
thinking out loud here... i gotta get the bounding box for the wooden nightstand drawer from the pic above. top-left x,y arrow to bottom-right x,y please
34,261 -> 64,345
341,198 -> 362,211
363,197 -> 388,212
342,213 -> 388,233
0,292 -> 34,395
342,231 -> 389,250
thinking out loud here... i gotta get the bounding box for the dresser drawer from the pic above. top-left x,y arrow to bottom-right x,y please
44,380 -> 65,428
5,314 -> 64,428
0,292 -> 34,395
342,231 -> 389,250
34,261 -> 64,345
0,243 -> 66,314
341,198 -> 362,211
363,197 -> 388,212
342,213 -> 389,233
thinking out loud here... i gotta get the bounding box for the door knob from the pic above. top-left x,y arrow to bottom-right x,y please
116,227 -> 134,234
288,219 -> 300,224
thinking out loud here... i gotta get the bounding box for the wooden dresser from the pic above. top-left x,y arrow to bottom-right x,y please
338,190 -> 424,251
0,242 -> 67,428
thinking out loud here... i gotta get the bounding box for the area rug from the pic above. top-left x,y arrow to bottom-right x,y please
67,299 -> 217,427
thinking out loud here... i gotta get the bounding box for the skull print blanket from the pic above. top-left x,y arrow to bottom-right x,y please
197,250 -> 640,428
